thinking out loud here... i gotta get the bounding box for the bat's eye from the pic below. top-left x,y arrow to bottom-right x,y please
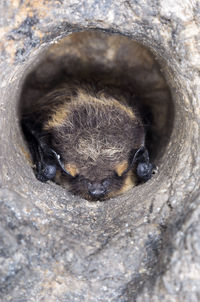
64,163 -> 79,177
115,160 -> 129,177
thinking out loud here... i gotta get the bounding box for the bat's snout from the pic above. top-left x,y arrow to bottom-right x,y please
87,179 -> 111,200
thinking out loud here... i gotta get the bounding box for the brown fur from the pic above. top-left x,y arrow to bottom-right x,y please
108,170 -> 137,199
22,82 -> 145,200
115,160 -> 129,177
64,163 -> 79,177
43,104 -> 69,130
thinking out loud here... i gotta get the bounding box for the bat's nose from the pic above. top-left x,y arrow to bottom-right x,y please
88,182 -> 106,199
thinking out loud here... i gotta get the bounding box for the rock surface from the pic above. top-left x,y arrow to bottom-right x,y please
0,1 -> 200,301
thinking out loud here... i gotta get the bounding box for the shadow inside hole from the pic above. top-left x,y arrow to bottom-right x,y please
19,30 -> 174,174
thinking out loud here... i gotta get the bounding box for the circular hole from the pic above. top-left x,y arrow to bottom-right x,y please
18,30 -> 174,200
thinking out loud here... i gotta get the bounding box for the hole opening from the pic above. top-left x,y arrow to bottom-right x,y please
18,30 -> 174,199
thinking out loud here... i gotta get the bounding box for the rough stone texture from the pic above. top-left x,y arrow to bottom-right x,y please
137,198 -> 200,302
0,1 -> 200,301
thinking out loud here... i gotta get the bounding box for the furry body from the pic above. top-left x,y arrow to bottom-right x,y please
22,83 -> 153,200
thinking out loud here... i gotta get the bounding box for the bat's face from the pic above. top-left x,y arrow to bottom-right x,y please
39,88 -> 151,200
56,156 -> 137,201
46,96 -> 147,200
22,85 -> 154,200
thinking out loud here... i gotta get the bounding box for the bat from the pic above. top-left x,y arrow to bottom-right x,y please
21,82 -> 154,201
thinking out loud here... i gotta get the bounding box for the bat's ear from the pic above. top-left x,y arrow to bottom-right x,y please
117,147 -> 146,177
50,149 -> 74,177
130,146 -> 154,182
129,146 -> 146,167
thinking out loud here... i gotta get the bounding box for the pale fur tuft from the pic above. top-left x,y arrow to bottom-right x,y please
76,137 -> 125,163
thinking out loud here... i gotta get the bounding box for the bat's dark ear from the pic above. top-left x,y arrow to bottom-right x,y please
21,120 -> 57,182
22,119 -> 73,180
130,146 -> 154,182
50,149 -> 74,177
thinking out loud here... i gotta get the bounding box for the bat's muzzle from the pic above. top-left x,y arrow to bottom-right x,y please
88,180 -> 110,199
